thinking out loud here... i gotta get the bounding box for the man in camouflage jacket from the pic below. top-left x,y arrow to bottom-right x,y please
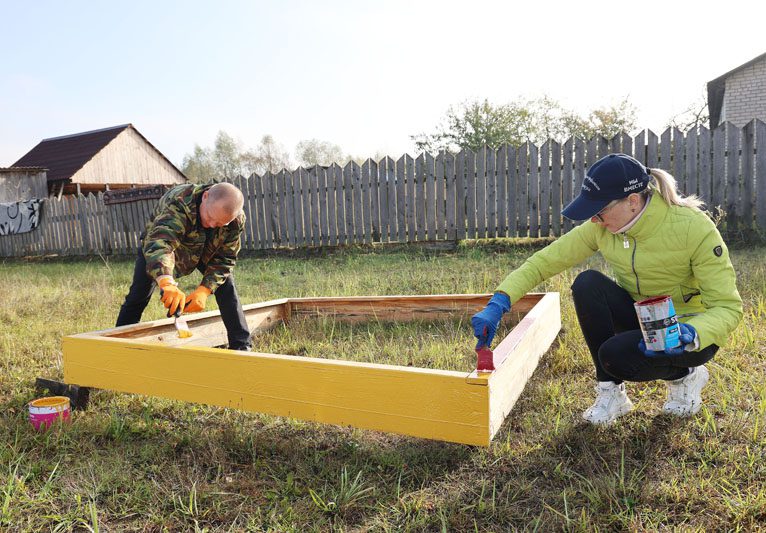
116,182 -> 252,351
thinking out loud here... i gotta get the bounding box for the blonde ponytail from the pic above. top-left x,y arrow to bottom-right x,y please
647,168 -> 705,210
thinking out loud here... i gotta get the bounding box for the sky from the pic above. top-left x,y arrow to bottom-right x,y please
1,0 -> 764,169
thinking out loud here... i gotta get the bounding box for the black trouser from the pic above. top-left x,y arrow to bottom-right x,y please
116,247 -> 252,350
571,270 -> 717,384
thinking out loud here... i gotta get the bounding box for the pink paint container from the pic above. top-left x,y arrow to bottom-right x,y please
28,396 -> 71,431
634,296 -> 681,352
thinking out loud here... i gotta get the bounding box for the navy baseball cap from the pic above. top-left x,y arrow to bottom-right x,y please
561,153 -> 652,220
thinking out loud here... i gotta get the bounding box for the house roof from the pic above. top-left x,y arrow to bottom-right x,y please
707,51 -> 766,128
0,167 -> 47,173
12,124 -> 186,183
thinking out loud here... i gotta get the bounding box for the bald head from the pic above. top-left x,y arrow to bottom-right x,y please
200,183 -> 244,228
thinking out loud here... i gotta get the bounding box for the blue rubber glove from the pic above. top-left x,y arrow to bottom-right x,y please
471,292 -> 511,348
639,323 -> 697,356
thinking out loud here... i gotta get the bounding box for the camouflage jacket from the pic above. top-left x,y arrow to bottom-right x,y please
142,183 -> 245,292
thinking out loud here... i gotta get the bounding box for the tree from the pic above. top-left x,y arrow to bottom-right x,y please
666,92 -> 709,131
411,96 -> 639,153
181,144 -> 217,183
181,131 -> 292,182
296,138 -> 345,167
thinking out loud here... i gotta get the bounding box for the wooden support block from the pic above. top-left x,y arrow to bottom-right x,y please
60,293 -> 561,446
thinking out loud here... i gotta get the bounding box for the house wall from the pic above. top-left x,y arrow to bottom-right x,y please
721,56 -> 766,126
71,127 -> 186,186
0,170 -> 48,202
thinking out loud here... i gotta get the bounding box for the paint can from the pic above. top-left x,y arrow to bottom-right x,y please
634,296 -> 681,352
28,396 -> 71,431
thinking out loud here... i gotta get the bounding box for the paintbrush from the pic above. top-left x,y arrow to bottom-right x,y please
160,289 -> 193,338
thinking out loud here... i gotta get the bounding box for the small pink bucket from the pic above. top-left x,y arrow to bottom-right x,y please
29,396 -> 71,431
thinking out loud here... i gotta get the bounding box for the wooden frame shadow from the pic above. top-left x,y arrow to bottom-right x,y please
62,293 -> 560,446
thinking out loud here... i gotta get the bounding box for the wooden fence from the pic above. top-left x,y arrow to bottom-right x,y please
2,121 -> 766,258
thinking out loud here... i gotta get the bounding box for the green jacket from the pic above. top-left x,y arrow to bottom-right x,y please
496,192 -> 743,351
143,183 -> 245,292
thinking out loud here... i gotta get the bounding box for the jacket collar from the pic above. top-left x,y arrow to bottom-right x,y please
623,191 -> 669,240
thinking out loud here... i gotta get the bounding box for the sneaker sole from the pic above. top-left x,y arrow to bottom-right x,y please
583,401 -> 634,425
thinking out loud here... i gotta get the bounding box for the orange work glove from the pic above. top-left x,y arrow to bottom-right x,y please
184,285 -> 212,313
158,277 -> 186,317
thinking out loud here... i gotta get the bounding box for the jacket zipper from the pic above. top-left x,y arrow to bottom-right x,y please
625,234 -> 641,295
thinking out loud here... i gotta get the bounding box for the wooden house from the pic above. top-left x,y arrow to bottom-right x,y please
13,124 -> 187,195
708,51 -> 766,128
0,167 -> 47,202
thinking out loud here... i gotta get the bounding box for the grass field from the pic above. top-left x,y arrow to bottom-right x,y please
1,240 -> 764,531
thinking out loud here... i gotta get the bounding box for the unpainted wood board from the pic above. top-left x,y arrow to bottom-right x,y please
385,157 -> 398,243
310,168 -> 321,247
756,120 -> 766,229
344,163 -> 356,245
741,121 -> 755,228
404,155 -> 416,242
540,142 -> 551,238
360,160 -> 372,244
685,127 -> 699,197
725,122 -> 740,229
698,126 -> 712,206
352,162 -> 364,243
396,156 -> 408,242
712,125 -> 726,215
550,141 -> 561,236
455,150 -> 467,240
647,130 -> 660,169
516,144 -> 528,237
673,128 -> 686,194
415,154 -> 426,241
528,143 -> 539,238
437,152 -> 448,239
426,151 -> 437,240
475,147 -> 486,239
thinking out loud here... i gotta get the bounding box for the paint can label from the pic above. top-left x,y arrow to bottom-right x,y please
634,296 -> 681,352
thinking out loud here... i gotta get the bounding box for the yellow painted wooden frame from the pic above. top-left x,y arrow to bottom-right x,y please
63,293 -> 560,446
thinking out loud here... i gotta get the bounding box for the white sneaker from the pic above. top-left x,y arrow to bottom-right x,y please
582,381 -> 634,425
663,365 -> 710,417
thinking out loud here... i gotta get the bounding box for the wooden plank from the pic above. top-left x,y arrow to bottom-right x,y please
288,170 -> 301,247
64,334 -> 489,446
369,159 -> 381,243
386,156 -> 398,242
302,167 -> 314,247
283,171 -> 296,248
561,137 -> 574,233
609,133 -> 621,154
485,147 -> 496,238
507,145 -> 518,237
263,172 -> 275,249
741,120 -> 755,230
633,130 -> 646,164
496,146 -> 507,237
446,152 -> 457,241
330,164 -> 343,245
550,141 -> 561,236
352,162 -> 364,244
315,167 -> 328,247
324,165 -> 337,247
378,157 -> 391,242
712,124 -> 726,218
660,127 -> 672,174
404,155 -> 415,241
414,154 -> 426,241
540,141 -> 551,237
426,151 -> 438,240
685,127 -> 699,198
360,160 -> 372,244
455,150 -> 467,240
647,129 -> 660,169
698,126 -> 712,207
475,147 -> 486,239
673,128 -> 686,194
585,137 -> 604,168
725,122 -> 740,230
466,149 -> 477,239
756,120 -> 766,231
621,133 -> 632,159
528,143 -> 539,238
395,156 -> 408,242
516,144 -> 528,237
249,174 -> 262,250
251,175 -> 264,249
574,137 -> 585,195
274,171 -> 287,247
309,168 -> 320,247
482,292 -> 560,439
344,162 -> 356,245
437,151 -> 448,239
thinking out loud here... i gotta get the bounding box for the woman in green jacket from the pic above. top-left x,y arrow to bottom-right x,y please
472,153 -> 743,425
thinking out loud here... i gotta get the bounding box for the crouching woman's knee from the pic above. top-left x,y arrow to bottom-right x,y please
571,269 -> 608,300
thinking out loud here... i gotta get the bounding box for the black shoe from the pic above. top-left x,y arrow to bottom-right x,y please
229,344 -> 252,352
